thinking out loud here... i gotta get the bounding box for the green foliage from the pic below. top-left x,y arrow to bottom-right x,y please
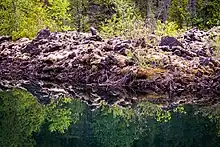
212,36 -> 220,57
155,20 -> 185,37
156,110 -> 171,122
34,99 -> 87,147
209,27 -> 220,57
134,105 -> 220,147
195,0 -> 220,28
136,101 -> 161,118
198,104 -> 220,136
100,0 -> 143,38
92,104 -> 138,147
168,0 -> 190,28
136,101 -> 174,123
1,89 -> 220,147
46,97 -> 73,133
92,102 -> 170,147
0,89 -> 46,147
159,105 -> 220,147
1,0 -> 219,40
0,0 -> 70,40
0,89 -> 77,146
208,108 -> 220,136
130,50 -> 165,68
68,0 -> 89,31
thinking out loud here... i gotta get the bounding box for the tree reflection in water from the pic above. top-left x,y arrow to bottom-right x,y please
1,89 -> 220,147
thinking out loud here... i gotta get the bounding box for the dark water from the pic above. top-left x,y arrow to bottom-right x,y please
0,89 -> 220,147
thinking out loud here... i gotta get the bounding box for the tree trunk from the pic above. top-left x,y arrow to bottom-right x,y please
156,0 -> 163,21
76,0 -> 82,32
189,0 -> 196,26
12,0 -> 17,32
145,0 -> 150,25
44,0 -> 49,6
162,0 -> 171,23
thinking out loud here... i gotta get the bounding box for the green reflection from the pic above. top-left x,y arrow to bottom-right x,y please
0,89 -> 46,146
1,89 -> 220,147
0,89 -> 83,147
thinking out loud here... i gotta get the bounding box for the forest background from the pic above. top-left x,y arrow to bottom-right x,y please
1,0 -> 219,39
1,0 -> 220,147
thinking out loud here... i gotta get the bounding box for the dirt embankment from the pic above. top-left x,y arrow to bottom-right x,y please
0,27 -> 220,108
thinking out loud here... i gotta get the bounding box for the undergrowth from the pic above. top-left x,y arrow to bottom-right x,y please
210,27 -> 220,57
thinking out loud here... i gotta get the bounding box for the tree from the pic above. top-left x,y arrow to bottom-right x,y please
195,0 -> 220,28
162,0 -> 171,22
168,0 -> 189,28
0,0 -> 70,39
133,105 -> 220,147
92,104 -> 139,147
68,0 -> 89,31
189,0 -> 196,26
0,89 -> 77,146
91,101 -> 167,147
34,98 -> 86,147
0,89 -> 47,146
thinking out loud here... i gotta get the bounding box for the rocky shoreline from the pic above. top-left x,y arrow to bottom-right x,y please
0,27 -> 220,108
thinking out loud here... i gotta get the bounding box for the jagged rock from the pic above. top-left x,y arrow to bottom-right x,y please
90,26 -> 98,36
159,36 -> 184,48
0,36 -> 12,44
0,28 -> 219,109
36,27 -> 50,40
134,38 -> 146,48
159,46 -> 171,52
